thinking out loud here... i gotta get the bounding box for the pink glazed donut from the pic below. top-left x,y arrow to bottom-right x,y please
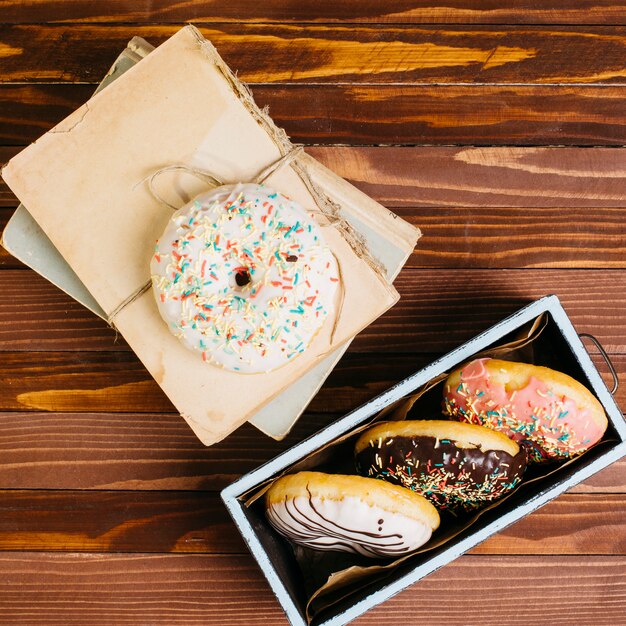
443,358 -> 608,463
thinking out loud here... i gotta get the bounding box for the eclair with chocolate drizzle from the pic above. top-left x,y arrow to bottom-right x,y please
265,472 -> 440,558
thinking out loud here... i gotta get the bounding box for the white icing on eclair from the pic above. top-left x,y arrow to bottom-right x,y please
266,495 -> 433,558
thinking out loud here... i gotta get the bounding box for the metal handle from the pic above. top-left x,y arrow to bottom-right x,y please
579,333 -> 618,395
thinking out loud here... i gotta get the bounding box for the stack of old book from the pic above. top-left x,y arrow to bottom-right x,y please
2,26 -> 420,445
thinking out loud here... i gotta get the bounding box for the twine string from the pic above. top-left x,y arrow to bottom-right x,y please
147,164 -> 223,211
108,147 -> 368,364
254,146 -> 303,185
103,25 -> 391,370
108,146 -> 312,327
106,281 -> 153,327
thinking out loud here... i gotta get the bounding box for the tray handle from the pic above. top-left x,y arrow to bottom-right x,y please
579,333 -> 618,395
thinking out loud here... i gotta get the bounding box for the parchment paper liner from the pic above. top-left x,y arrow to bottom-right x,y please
241,312 -> 616,623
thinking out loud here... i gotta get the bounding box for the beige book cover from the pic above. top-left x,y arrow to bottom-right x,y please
2,25 -> 416,445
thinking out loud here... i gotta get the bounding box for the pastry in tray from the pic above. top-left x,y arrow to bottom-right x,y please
355,420 -> 527,512
264,471 -> 440,558
443,358 -> 608,463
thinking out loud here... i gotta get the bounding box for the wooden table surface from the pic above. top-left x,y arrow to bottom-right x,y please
1,2 -> 626,625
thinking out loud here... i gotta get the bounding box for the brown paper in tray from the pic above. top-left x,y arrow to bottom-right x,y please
244,312 -> 610,622
1,25 -> 406,446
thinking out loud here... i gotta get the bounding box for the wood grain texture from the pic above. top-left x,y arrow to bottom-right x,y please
0,351 -> 440,414
405,206 -> 626,268
1,269 -> 626,353
0,491 -> 623,555
2,83 -> 626,146
0,410 -> 622,492
0,351 -> 172,411
0,84 -> 93,145
5,25 -> 626,85
4,144 -> 626,269
369,268 -> 626,353
0,411 -> 303,490
0,490 -> 244,554
5,145 -> 626,209
306,146 -> 626,209
0,211 -> 18,268
0,553 -> 623,625
1,1 -> 626,24
0,272 -> 120,351
0,7 -> 625,624
1,408 -> 624,493
4,203 -> 626,270
471,494 -> 626,554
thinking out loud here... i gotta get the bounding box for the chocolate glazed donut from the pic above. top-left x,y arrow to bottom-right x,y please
355,429 -> 527,513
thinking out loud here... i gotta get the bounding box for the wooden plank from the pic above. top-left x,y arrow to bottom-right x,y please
367,269 -> 626,353
1,269 -> 625,353
4,203 -> 626,270
0,490 -> 244,554
0,352 -> 452,414
0,491 -> 622,555
4,144 -> 626,268
402,206 -> 626,268
0,411 -> 319,490
0,272 -> 120,351
5,25 -> 626,85
0,553 -> 622,625
0,408 -> 622,491
250,84 -> 626,146
472,494 -> 626,555
569,459 -> 626,494
5,145 -> 626,209
0,149 -> 19,203
0,210 -> 23,268
1,1 -> 626,25
0,410 -> 359,490
335,556 -> 626,624
2,84 -> 626,146
306,146 -> 626,209
0,403 -> 622,492
0,351 -> 171,411
0,84 -> 93,145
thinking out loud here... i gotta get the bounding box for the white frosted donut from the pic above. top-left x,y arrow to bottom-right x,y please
150,183 -> 339,373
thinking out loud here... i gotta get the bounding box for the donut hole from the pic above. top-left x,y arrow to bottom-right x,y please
235,268 -> 251,287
